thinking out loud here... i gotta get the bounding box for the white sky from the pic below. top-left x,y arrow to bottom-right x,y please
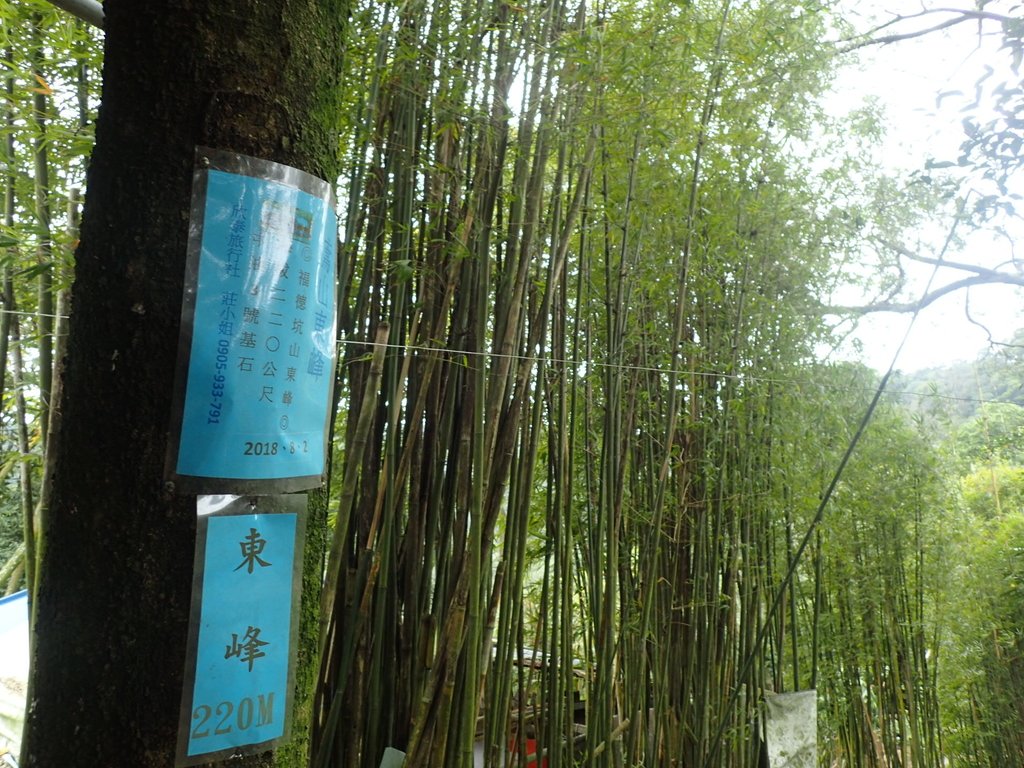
827,1 -> 1024,372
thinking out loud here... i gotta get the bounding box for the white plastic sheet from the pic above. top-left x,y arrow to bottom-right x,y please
765,690 -> 817,768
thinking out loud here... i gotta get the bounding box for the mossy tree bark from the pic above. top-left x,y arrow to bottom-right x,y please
20,1 -> 346,765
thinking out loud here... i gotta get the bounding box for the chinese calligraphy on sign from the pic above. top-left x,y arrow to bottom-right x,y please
170,150 -> 338,492
225,626 -> 269,671
234,528 -> 270,573
177,495 -> 306,766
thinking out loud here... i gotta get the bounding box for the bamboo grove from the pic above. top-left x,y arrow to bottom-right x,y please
4,0 -> 1024,765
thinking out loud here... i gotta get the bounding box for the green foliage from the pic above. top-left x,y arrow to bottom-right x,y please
813,389 -> 952,767
0,481 -> 21,589
960,464 -> 1024,519
952,402 -> 1024,471
939,508 -> 1024,766
893,330 -> 1024,430
954,15 -> 1024,202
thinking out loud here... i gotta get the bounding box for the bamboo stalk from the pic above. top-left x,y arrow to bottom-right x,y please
1,44 -> 14,403
11,313 -> 35,598
31,13 -> 54,453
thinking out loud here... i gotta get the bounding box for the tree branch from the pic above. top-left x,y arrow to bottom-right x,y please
837,8 -> 1012,53
874,237 -> 1020,279
832,273 -> 1024,315
964,289 -> 998,346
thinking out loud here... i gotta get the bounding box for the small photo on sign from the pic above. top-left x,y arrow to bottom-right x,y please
293,209 -> 314,244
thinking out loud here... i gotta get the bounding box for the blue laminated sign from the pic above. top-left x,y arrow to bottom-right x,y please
176,495 -> 306,766
169,149 -> 338,493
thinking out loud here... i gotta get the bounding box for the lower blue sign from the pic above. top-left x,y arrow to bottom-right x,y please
176,495 -> 306,766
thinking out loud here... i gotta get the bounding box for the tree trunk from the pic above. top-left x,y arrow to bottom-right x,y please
21,1 -> 345,765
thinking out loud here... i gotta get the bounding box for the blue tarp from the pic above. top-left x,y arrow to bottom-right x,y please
0,591 -> 28,758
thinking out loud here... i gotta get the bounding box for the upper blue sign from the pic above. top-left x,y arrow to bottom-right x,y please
172,152 -> 337,491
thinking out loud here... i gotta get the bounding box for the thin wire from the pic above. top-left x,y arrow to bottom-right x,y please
0,308 -> 1015,408
332,336 -> 1018,408
0,309 -> 67,322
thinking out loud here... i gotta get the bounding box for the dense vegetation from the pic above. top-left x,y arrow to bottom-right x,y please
2,0 -> 1023,766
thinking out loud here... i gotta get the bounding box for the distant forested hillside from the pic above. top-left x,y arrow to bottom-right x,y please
890,327 -> 1024,426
